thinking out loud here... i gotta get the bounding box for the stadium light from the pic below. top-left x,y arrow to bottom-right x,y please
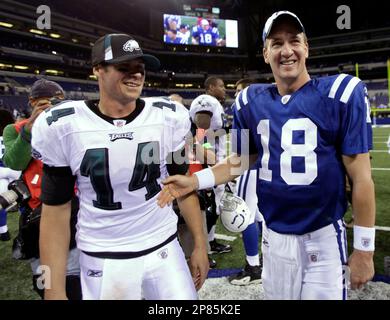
45,69 -> 63,75
71,38 -> 79,43
29,28 -> 46,35
14,65 -> 29,70
0,63 -> 13,69
50,33 -> 61,39
0,22 -> 13,28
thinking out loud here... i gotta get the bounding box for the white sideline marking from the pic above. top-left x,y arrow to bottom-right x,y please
372,168 -> 390,171
214,234 -> 237,242
375,226 -> 390,232
370,150 -> 389,152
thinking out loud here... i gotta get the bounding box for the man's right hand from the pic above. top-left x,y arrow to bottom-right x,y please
157,175 -> 198,207
24,99 -> 52,132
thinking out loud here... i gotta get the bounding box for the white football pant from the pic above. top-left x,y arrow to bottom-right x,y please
80,238 -> 198,300
262,219 -> 348,300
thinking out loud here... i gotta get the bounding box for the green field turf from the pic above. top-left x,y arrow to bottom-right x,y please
0,128 -> 389,300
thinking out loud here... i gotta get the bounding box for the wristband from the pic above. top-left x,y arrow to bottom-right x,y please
194,168 -> 215,190
353,225 -> 375,251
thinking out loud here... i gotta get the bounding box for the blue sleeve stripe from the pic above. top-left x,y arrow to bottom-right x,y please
328,73 -> 348,99
340,77 -> 361,103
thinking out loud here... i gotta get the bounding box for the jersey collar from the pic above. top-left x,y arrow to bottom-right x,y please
85,99 -> 145,125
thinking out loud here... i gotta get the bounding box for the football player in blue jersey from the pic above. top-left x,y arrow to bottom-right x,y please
191,19 -> 221,46
159,11 -> 375,300
164,29 -> 183,44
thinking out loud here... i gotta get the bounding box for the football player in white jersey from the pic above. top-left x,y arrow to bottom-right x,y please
159,12 -> 375,300
190,91 -> 232,256
32,34 -> 209,300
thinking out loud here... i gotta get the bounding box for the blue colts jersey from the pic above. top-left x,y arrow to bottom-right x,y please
232,74 -> 372,235
192,26 -> 220,46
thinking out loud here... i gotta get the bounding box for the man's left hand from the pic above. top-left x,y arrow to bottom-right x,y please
348,249 -> 374,290
189,246 -> 209,291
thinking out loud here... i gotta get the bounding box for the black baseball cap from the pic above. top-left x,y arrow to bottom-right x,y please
30,79 -> 64,99
262,11 -> 305,43
91,33 -> 161,71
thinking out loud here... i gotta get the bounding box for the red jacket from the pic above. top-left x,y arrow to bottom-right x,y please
14,119 -> 43,209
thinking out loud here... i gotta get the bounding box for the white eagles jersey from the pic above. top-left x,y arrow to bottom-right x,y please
32,97 -> 190,253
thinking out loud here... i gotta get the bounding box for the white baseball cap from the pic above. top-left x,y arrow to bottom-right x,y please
262,11 -> 305,43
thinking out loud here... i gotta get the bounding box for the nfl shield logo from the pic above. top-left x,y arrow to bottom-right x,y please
158,249 -> 168,259
361,238 -> 371,248
309,252 -> 319,262
113,119 -> 126,127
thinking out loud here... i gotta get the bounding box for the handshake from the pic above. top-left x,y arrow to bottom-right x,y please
0,179 -> 31,212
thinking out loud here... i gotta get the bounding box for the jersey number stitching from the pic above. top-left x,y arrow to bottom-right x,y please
80,142 -> 161,210
257,118 -> 318,185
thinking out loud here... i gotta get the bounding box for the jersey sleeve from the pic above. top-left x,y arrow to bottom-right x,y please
31,105 -> 71,167
232,88 -> 258,155
340,80 -> 373,155
165,101 -> 191,153
192,26 -> 199,38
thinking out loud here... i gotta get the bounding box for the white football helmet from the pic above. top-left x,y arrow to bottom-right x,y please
220,191 -> 253,233
189,94 -> 224,130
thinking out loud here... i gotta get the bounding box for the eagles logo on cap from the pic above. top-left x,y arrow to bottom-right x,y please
91,33 -> 160,71
123,40 -> 141,53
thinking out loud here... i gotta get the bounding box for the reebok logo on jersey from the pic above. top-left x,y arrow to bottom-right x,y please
123,40 -> 141,53
109,132 -> 134,142
87,270 -> 103,277
158,249 -> 168,259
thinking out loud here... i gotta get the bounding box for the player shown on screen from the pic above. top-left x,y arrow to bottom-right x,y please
191,19 -> 222,46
